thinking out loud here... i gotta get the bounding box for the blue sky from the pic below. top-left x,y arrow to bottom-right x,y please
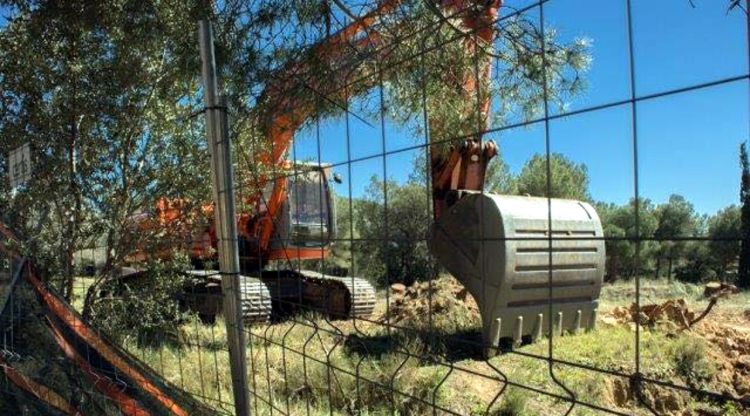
291,0 -> 750,216
2,1 -> 748,215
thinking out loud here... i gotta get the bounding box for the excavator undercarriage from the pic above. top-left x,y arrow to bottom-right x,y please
111,266 -> 376,325
181,269 -> 375,324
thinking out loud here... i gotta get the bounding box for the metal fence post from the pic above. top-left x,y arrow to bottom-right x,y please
199,19 -> 251,416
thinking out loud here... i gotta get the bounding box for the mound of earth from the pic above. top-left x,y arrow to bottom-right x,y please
380,276 -> 479,331
607,299 -> 695,329
603,297 -> 750,408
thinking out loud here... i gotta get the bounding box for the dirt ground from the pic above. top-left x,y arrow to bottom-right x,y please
107,274 -> 750,415
377,276 -> 750,415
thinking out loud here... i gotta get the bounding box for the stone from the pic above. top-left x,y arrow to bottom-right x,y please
736,355 -> 750,370
734,373 -> 750,396
390,283 -> 406,295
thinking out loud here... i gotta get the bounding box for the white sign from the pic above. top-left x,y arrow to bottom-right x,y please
8,143 -> 31,188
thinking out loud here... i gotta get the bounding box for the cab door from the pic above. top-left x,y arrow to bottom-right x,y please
268,165 -> 336,261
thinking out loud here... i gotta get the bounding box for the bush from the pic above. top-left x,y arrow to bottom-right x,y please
89,257 -> 189,347
670,336 -> 716,386
674,243 -> 718,283
493,388 -> 528,416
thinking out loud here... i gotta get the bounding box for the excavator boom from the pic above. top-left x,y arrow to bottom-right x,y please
252,0 -> 503,256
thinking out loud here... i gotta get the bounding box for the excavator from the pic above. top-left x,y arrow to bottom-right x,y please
128,0 -> 605,354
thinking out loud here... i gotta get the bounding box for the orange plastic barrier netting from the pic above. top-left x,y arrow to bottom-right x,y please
0,225 -> 218,416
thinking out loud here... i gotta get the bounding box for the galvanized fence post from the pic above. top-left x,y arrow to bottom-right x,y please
199,19 -> 251,416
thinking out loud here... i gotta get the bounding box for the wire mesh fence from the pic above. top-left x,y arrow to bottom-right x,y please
228,1 -> 750,415
0,0 -> 749,415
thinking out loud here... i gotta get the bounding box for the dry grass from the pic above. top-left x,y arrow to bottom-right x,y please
78,277 -> 750,416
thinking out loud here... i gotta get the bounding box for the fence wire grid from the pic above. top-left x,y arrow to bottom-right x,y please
1,0 -> 750,416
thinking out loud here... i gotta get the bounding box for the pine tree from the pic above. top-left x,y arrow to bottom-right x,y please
738,142 -> 750,289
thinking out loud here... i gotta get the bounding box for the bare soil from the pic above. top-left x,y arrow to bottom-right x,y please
379,276 -> 750,415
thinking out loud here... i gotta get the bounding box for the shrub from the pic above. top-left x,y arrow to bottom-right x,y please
670,336 -> 716,385
493,387 -> 528,416
89,257 -> 189,347
354,178 -> 435,287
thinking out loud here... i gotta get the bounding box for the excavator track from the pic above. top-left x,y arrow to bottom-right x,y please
296,271 -> 376,319
237,275 -> 273,324
182,271 -> 272,325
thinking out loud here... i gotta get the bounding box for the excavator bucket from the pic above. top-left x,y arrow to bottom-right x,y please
428,194 -> 605,357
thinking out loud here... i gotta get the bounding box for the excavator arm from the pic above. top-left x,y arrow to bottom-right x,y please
250,0 -> 503,254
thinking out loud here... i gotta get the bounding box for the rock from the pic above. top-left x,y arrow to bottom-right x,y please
744,309 -> 750,321
658,393 -> 682,412
610,306 -> 632,323
609,378 -> 630,407
719,337 -> 739,354
734,373 -> 750,396
390,283 -> 406,295
722,282 -> 740,294
736,355 -> 750,370
600,315 -> 621,326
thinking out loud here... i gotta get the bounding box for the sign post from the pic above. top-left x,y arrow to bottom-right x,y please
8,143 -> 31,189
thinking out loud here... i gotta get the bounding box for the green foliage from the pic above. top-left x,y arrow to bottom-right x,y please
89,257 -> 190,347
514,153 -> 590,200
674,242 -> 717,283
708,205 -> 741,279
722,402 -> 744,416
739,142 -> 750,289
371,2 -> 590,153
485,154 -> 518,195
669,336 -> 716,386
354,176 -> 433,287
596,198 -> 659,281
0,1 -> 210,299
653,195 -> 699,280
493,388 -> 528,416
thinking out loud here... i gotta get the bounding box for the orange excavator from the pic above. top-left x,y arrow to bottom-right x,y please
135,0 -> 604,352
125,0 -> 501,324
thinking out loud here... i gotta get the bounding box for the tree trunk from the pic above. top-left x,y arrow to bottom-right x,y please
654,257 -> 661,279
738,142 -> 750,289
740,237 -> 750,289
667,256 -> 673,282
63,37 -> 81,302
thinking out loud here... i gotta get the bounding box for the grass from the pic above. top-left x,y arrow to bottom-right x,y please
73,277 -> 749,416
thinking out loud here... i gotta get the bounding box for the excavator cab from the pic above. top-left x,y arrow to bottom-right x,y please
287,164 -> 336,247
263,163 -> 337,261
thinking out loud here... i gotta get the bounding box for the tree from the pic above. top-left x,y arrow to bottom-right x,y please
739,142 -> 750,289
485,154 -> 518,195
707,205 -> 741,280
0,1 -> 210,306
515,153 -> 590,200
674,242 -> 716,284
653,195 -> 699,281
596,199 -> 659,281
354,177 -> 433,287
